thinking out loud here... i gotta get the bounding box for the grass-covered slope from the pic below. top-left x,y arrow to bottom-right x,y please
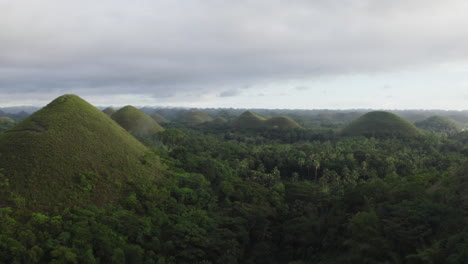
233,111 -> 302,129
342,111 -> 421,137
415,115 -> 459,136
179,110 -> 214,125
232,111 -> 267,128
213,117 -> 227,123
265,116 -> 302,129
151,112 -> 169,124
112,106 -> 164,138
0,95 -> 162,210
102,107 -> 116,116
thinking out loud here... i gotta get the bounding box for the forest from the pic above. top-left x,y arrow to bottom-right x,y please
1,96 -> 468,263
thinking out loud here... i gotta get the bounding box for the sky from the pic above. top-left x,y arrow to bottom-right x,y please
1,0 -> 468,109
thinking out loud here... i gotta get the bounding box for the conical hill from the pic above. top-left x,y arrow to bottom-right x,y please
0,95 -> 161,210
112,106 -> 164,138
265,116 -> 302,129
414,115 -> 459,136
341,111 -> 421,137
233,111 -> 302,129
151,112 -> 169,124
179,110 -> 214,125
102,107 -> 116,116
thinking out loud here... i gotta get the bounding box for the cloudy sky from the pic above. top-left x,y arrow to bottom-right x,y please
1,0 -> 468,109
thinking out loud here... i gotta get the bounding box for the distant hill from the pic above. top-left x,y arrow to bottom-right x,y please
233,111 -> 302,129
151,112 -> 169,124
112,106 -> 164,138
178,110 -> 214,125
0,117 -> 15,133
213,117 -> 227,123
0,95 -> 162,210
102,107 -> 116,116
265,116 -> 302,129
341,111 -> 421,137
415,115 -> 459,136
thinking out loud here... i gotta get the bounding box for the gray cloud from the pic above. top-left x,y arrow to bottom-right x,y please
219,89 -> 242,97
1,0 -> 468,101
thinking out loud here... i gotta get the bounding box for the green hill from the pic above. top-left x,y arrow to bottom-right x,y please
151,112 -> 169,124
265,116 -> 302,129
213,117 -> 227,123
414,115 -> 459,136
233,111 -> 302,129
112,106 -> 164,138
102,107 -> 116,116
0,117 -> 15,133
341,111 -> 421,137
0,95 -> 162,210
179,110 -> 214,125
232,111 -> 266,128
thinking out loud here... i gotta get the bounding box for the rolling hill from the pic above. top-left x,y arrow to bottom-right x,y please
102,107 -> 116,116
151,112 -> 169,124
0,95 -> 162,210
414,115 -> 459,136
341,111 -> 421,137
178,110 -> 214,125
233,111 -> 302,129
112,106 -> 164,138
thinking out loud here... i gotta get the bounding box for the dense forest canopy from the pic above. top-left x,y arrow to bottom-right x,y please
1,96 -> 468,263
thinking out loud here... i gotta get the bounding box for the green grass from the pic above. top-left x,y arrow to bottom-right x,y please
0,95 -> 163,211
102,107 -> 116,116
112,106 -> 164,138
179,110 -> 214,125
233,111 -> 302,129
342,111 -> 421,137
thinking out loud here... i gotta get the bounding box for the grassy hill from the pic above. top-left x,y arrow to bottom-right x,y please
102,107 -> 116,116
233,111 -> 302,129
179,110 -> 214,125
415,115 -> 459,136
151,112 -> 169,124
341,111 -> 421,137
213,117 -> 227,123
0,95 -> 162,210
265,116 -> 302,129
112,106 -> 164,138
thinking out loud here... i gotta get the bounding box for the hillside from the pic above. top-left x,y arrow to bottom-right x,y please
232,111 -> 267,128
112,106 -> 164,138
179,110 -> 214,125
102,107 -> 116,116
341,111 -> 421,137
414,115 -> 459,136
233,111 -> 302,129
265,116 -> 302,129
0,95 -> 162,210
213,117 -> 227,123
0,116 -> 15,133
151,112 -> 169,124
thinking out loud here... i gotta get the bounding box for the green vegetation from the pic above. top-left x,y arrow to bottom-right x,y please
415,115 -> 459,136
0,95 -> 162,210
102,107 -> 116,116
178,109 -> 214,125
342,111 -> 421,137
151,112 -> 169,123
112,105 -> 164,138
3,98 -> 468,263
213,116 -> 227,123
233,111 -> 302,129
0,116 -> 15,133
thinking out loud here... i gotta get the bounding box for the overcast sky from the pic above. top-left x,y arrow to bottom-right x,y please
1,0 -> 468,109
